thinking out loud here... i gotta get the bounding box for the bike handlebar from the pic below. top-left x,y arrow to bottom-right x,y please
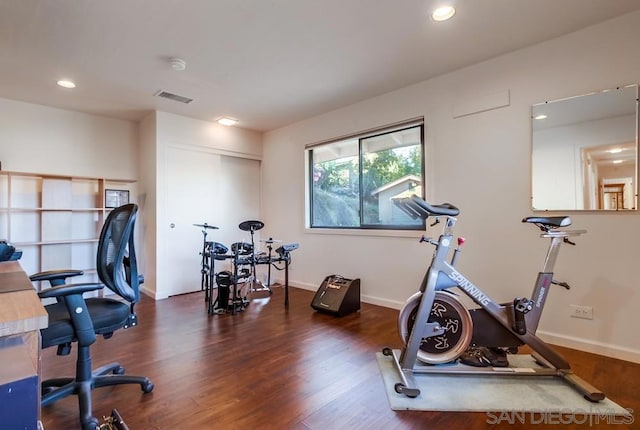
394,195 -> 460,220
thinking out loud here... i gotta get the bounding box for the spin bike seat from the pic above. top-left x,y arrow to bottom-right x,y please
398,196 -> 460,219
522,216 -> 571,228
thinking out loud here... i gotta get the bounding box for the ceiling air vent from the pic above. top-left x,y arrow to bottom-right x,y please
154,90 -> 193,104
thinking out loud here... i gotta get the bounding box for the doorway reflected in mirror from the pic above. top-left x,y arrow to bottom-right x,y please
531,84 -> 638,211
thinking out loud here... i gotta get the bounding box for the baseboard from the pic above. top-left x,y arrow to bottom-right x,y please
283,279 -> 316,292
140,285 -> 166,300
360,295 -> 405,309
275,279 -> 404,310
272,278 -> 640,364
537,330 -> 640,364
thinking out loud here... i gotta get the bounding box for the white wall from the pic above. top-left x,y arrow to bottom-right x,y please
533,114 -> 635,210
0,97 -> 141,294
150,111 -> 263,299
262,11 -> 640,362
3,12 -> 639,363
0,98 -> 138,179
138,112 -> 158,297
0,101 -> 263,302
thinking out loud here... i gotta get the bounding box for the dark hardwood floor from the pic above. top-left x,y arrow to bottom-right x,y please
41,286 -> 639,430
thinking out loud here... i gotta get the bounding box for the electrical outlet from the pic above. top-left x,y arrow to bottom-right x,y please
569,304 -> 593,320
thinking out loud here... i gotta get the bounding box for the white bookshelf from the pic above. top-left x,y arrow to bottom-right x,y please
0,171 -> 135,294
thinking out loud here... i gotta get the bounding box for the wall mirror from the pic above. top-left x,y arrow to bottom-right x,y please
531,84 -> 639,211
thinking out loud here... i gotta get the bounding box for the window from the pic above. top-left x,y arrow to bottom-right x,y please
307,120 -> 425,230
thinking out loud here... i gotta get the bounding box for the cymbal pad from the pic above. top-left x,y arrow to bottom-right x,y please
193,223 -> 219,229
260,237 -> 282,244
238,220 -> 264,231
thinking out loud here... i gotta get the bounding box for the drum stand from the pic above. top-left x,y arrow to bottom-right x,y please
264,239 -> 274,288
274,243 -> 299,307
229,247 -> 251,314
194,223 -> 219,302
258,237 -> 283,289
194,223 -> 221,313
238,220 -> 271,295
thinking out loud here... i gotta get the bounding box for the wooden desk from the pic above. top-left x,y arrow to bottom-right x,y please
0,261 -> 48,430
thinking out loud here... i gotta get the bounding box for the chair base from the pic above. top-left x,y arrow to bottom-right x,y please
42,361 -> 154,430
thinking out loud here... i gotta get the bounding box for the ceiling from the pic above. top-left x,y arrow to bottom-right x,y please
2,1 -> 640,132
532,85 -> 638,130
532,85 -> 638,166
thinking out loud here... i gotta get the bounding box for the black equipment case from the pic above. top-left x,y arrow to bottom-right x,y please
310,275 -> 360,316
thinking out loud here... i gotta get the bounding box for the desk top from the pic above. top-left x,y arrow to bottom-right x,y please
0,261 -> 48,337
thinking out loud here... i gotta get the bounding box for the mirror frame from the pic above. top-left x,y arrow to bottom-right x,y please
531,84 -> 639,212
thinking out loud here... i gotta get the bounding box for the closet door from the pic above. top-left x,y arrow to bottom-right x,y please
163,149 -> 261,297
165,146 -> 221,297
216,155 -> 262,251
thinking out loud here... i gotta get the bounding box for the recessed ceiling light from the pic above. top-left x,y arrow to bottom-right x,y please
57,80 -> 76,89
432,5 -> 456,22
534,114 -> 547,120
607,148 -> 623,154
217,117 -> 238,126
613,160 -> 623,164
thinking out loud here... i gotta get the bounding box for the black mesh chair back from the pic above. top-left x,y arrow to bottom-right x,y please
97,204 -> 139,304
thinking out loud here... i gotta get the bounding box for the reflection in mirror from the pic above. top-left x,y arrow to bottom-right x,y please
531,85 -> 639,211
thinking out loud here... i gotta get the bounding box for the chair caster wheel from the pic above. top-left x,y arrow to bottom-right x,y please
82,417 -> 99,430
142,381 -> 155,393
114,366 -> 126,375
382,347 -> 393,356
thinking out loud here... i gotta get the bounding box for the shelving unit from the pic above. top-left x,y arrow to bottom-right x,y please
0,171 -> 136,294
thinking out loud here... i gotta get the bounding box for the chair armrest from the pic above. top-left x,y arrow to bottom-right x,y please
39,283 -> 103,347
38,282 -> 104,299
30,269 -> 84,283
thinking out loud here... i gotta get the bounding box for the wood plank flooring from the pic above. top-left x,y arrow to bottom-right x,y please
40,286 -> 639,429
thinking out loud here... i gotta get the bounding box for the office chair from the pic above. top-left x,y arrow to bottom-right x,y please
30,203 -> 154,430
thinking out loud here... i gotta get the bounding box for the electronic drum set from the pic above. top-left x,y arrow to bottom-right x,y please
195,220 -> 299,315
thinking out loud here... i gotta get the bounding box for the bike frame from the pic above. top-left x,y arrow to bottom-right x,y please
392,214 -> 601,401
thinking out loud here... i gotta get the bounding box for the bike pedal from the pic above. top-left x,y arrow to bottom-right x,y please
514,297 -> 533,314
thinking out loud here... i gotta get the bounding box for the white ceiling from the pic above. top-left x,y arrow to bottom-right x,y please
532,85 -> 638,130
2,0 -> 640,132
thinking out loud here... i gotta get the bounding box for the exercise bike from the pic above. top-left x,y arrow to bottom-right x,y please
382,195 -> 604,402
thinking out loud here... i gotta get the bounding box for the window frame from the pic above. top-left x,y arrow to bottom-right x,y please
306,119 -> 426,231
